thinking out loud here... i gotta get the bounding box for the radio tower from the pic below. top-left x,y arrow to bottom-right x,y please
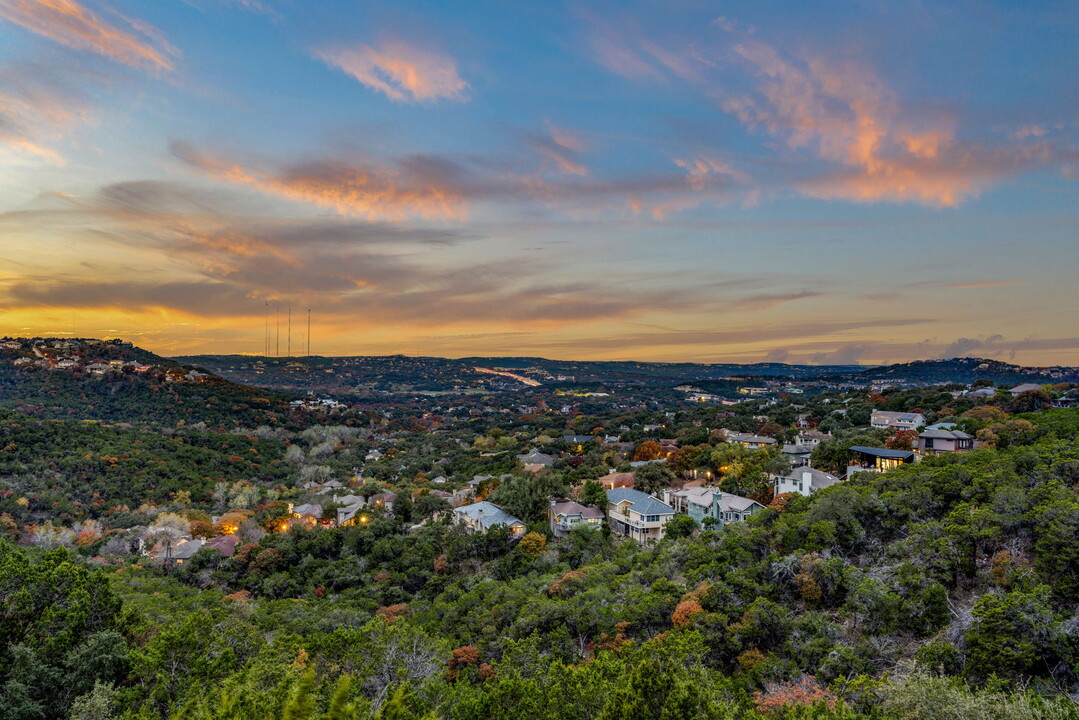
264,301 -> 269,356
307,308 -> 311,356
275,304 -> 280,357
287,305 -> 292,357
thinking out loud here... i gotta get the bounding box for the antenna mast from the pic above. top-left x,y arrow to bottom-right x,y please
287,305 -> 291,357
275,304 -> 280,357
307,308 -> 311,356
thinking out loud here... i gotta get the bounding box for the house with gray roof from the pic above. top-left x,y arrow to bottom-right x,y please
773,467 -> 841,497
916,427 -> 974,455
870,410 -> 926,431
605,488 -> 675,545
549,499 -> 604,537
453,501 -> 526,537
664,487 -> 764,527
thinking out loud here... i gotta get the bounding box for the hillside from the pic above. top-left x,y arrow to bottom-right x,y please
848,357 -> 1079,385
0,338 -> 297,426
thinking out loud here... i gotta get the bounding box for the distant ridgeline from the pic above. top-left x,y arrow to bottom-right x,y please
0,337 -> 296,426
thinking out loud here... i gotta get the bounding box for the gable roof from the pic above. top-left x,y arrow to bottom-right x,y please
454,501 -> 524,528
606,487 -> 675,516
550,499 -> 604,519
919,428 -> 974,440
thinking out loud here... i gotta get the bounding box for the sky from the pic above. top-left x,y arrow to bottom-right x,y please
0,0 -> 1077,365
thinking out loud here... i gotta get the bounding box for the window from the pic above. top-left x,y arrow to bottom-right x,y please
646,514 -> 660,522
924,438 -> 934,449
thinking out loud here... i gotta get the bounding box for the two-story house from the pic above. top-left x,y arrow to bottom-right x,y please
916,427 -> 974,455
664,487 -> 764,527
453,501 -> 526,537
870,411 -> 927,431
773,467 -> 841,497
605,488 -> 675,545
549,499 -> 604,537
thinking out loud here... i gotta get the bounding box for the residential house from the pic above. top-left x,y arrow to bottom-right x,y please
916,427 -> 974,455
797,429 -> 834,447
846,446 -> 916,476
664,487 -> 764,527
1010,383 -> 1043,394
453,501 -> 526,537
773,467 -> 841,497
517,448 -> 555,472
333,494 -> 367,526
723,431 -> 778,449
870,411 -> 927,431
549,499 -> 604,537
292,503 -> 324,528
203,535 -> 240,558
597,470 -> 635,490
782,444 -> 812,466
605,488 -> 675,545
368,492 -> 396,513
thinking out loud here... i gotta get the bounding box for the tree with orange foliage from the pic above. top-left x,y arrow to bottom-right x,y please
375,603 -> 408,624
753,675 -> 837,716
886,429 -> 918,451
633,440 -> 664,462
672,599 -> 704,627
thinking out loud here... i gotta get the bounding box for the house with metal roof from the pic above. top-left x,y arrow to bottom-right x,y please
453,501 -> 526,537
605,488 -> 675,545
846,446 -> 916,475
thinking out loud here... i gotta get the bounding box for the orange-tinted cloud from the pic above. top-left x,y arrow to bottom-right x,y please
0,61 -> 94,163
723,38 -> 1064,206
171,141 -> 470,221
0,0 -> 177,72
315,38 -> 467,102
947,281 -> 1023,289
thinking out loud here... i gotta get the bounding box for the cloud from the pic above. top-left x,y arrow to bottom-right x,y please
0,0 -> 177,72
946,281 -> 1023,289
170,141 -> 472,220
529,125 -> 588,176
315,38 -> 467,102
723,38 -> 1075,206
0,179 -> 719,330
0,60 -> 95,163
586,18 -> 1076,207
170,138 -> 743,220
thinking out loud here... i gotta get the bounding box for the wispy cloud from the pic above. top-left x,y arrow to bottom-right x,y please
0,0 -> 177,72
586,16 -> 1077,208
0,60 -> 95,163
947,281 -> 1024,289
315,38 -> 468,103
170,138 -> 743,221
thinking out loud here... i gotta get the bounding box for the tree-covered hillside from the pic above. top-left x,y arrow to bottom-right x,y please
2,411 -> 1079,718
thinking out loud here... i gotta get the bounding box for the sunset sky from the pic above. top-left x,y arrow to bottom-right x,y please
1,0 -> 1077,364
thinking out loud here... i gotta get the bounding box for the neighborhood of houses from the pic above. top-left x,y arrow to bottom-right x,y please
131,395 -> 1029,565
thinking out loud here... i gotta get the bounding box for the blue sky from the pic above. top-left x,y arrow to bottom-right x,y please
0,0 -> 1076,364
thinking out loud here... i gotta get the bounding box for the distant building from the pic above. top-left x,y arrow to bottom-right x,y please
722,431 -> 778,449
1010,383 -> 1043,394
